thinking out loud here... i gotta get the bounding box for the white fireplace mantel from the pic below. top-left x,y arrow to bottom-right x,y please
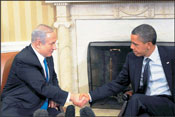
46,1 -> 174,94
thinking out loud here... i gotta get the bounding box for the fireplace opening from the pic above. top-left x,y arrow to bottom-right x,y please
87,41 -> 174,109
87,41 -> 132,109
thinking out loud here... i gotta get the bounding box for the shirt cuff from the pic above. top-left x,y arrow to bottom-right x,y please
88,93 -> 92,102
66,92 -> 71,102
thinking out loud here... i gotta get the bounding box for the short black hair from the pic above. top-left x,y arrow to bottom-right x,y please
131,24 -> 157,45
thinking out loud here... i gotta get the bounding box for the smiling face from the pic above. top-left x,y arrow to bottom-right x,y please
37,32 -> 57,57
130,34 -> 152,57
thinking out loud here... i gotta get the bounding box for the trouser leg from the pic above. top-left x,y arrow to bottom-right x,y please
124,94 -> 175,116
1,102 -> 32,117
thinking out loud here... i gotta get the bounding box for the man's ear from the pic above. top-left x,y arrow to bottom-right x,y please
35,39 -> 41,49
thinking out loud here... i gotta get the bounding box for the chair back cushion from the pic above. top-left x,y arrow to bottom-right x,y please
1,52 -> 18,93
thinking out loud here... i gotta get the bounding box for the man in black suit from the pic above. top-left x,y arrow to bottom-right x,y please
80,24 -> 175,116
1,24 -> 86,117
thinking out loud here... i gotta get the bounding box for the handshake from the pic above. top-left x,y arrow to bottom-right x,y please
70,93 -> 90,107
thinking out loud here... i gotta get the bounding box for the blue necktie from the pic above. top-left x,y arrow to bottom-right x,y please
143,58 -> 151,93
40,58 -> 49,110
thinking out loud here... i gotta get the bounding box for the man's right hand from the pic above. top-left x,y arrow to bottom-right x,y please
70,93 -> 89,107
79,93 -> 90,102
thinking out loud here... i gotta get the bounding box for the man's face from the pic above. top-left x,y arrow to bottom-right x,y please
130,34 -> 150,57
38,32 -> 57,57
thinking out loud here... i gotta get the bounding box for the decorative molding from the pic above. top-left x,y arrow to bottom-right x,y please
47,1 -> 174,19
45,1 -> 95,3
54,21 -> 72,28
45,1 -> 119,3
1,41 -> 31,53
54,2 -> 69,6
113,3 -> 155,18
53,2 -> 72,29
147,4 -> 155,18
119,3 -> 149,15
45,0 -> 175,4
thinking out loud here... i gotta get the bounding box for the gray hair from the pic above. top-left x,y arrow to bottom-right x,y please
131,24 -> 157,45
31,24 -> 54,44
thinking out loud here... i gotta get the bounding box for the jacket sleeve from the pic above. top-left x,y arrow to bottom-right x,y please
15,57 -> 68,106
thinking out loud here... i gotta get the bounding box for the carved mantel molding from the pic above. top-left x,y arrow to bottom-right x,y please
46,1 -> 174,21
113,3 -> 155,18
53,2 -> 69,6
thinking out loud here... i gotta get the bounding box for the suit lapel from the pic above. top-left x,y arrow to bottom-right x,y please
28,45 -> 43,69
134,56 -> 144,93
28,45 -> 47,80
158,47 -> 173,91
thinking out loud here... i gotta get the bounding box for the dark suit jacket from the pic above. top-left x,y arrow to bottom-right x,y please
90,46 -> 175,103
1,45 -> 68,115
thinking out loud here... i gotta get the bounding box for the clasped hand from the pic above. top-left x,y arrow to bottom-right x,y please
70,93 -> 90,107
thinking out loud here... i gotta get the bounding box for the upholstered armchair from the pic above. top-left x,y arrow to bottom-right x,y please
1,52 -> 18,93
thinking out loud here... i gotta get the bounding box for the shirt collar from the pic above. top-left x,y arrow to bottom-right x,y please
31,44 -> 45,65
144,45 -> 159,62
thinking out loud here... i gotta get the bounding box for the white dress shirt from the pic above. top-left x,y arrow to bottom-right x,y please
140,46 -> 171,96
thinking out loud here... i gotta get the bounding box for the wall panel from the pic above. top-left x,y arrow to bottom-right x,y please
1,1 -> 55,42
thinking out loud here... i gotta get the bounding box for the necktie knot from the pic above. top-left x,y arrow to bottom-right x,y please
145,58 -> 151,63
44,58 -> 47,65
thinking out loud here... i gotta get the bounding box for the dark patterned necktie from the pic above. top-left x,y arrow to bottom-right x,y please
142,58 -> 151,93
40,58 -> 49,110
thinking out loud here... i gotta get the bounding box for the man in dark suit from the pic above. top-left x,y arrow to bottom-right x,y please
80,24 -> 175,116
1,24 -> 86,117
